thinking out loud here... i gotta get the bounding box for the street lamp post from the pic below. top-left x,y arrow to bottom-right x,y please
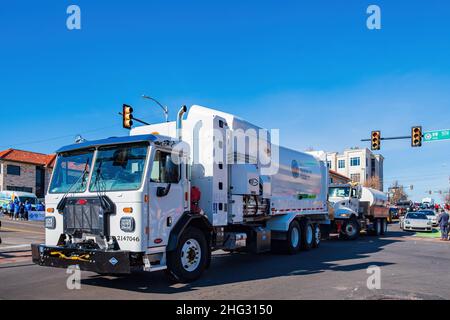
142,95 -> 169,122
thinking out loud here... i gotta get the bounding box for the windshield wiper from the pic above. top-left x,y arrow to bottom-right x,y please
57,158 -> 90,211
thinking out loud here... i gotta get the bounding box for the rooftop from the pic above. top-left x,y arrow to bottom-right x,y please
0,149 -> 56,168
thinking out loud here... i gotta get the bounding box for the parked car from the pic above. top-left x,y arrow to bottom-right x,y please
400,212 -> 433,232
418,210 -> 438,227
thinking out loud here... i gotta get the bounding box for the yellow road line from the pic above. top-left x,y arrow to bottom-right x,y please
0,227 -> 44,235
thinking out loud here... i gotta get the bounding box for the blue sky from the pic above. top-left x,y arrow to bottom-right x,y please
1,0 -> 450,202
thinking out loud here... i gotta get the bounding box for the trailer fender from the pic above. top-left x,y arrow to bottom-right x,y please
166,212 -> 213,253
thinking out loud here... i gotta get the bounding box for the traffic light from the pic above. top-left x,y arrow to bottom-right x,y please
411,126 -> 422,147
371,131 -> 381,150
122,104 -> 133,129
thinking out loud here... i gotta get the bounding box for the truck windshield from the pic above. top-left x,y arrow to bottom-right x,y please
89,143 -> 148,192
329,187 -> 350,198
49,149 -> 94,193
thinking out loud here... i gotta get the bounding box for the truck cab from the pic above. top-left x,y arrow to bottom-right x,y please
32,134 -> 198,275
329,184 -> 361,218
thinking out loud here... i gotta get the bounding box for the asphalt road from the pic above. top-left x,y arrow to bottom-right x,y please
1,217 -> 449,300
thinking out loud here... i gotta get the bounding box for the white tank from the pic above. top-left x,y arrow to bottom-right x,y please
360,187 -> 388,207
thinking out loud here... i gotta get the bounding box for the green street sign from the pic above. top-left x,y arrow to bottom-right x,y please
423,129 -> 450,142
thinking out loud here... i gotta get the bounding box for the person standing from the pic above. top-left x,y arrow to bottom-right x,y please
8,200 -> 14,219
13,200 -> 20,220
18,202 -> 25,220
438,209 -> 449,241
24,200 -> 31,221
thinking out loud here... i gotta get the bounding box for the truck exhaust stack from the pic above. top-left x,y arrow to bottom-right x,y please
177,105 -> 187,141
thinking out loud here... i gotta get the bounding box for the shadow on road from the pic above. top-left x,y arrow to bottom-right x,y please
81,229 -> 407,294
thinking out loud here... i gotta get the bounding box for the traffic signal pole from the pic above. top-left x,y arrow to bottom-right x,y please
361,135 -> 412,142
362,126 -> 423,150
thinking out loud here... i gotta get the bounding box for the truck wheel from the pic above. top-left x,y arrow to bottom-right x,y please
312,224 -> 321,248
166,227 -> 208,283
283,220 -> 302,254
301,220 -> 314,250
374,219 -> 382,236
380,219 -> 387,235
341,218 -> 360,240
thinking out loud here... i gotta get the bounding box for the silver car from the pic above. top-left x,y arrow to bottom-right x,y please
400,212 -> 433,232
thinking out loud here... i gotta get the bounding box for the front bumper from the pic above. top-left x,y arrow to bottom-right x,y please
403,226 -> 432,232
31,244 -> 143,274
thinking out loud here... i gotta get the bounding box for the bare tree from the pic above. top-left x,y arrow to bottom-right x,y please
389,180 -> 408,205
364,176 -> 381,190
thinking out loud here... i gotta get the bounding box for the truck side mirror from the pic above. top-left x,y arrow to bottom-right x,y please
157,184 -> 171,197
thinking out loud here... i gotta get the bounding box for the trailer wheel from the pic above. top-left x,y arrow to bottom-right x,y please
166,227 -> 208,283
301,220 -> 314,250
341,217 -> 360,240
312,224 -> 321,248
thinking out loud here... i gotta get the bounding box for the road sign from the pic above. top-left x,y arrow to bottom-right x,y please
423,129 -> 450,142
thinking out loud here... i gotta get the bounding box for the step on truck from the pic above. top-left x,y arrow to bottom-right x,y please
328,183 -> 389,240
32,105 -> 330,282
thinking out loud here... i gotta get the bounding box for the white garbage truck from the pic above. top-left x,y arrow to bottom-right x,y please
328,183 -> 389,240
32,105 -> 330,282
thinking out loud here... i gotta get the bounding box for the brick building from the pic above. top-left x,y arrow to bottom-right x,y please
329,170 -> 351,185
0,149 -> 55,198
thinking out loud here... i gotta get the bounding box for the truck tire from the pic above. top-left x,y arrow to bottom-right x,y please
380,218 -> 387,235
341,217 -> 360,241
301,220 -> 314,251
281,220 -> 302,254
374,218 -> 382,236
312,224 -> 321,248
166,227 -> 209,283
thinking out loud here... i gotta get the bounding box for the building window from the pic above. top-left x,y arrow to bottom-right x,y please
338,160 -> 345,169
350,174 -> 361,183
327,161 -> 331,168
6,186 -> 33,193
7,165 -> 21,176
350,157 -> 360,167
371,158 -> 376,177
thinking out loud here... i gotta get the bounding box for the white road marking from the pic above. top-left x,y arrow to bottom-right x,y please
0,244 -> 31,251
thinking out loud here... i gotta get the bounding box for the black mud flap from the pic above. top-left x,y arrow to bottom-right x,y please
31,244 -> 139,274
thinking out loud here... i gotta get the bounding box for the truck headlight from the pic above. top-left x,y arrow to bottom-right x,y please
44,216 -> 56,229
120,217 -> 135,232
